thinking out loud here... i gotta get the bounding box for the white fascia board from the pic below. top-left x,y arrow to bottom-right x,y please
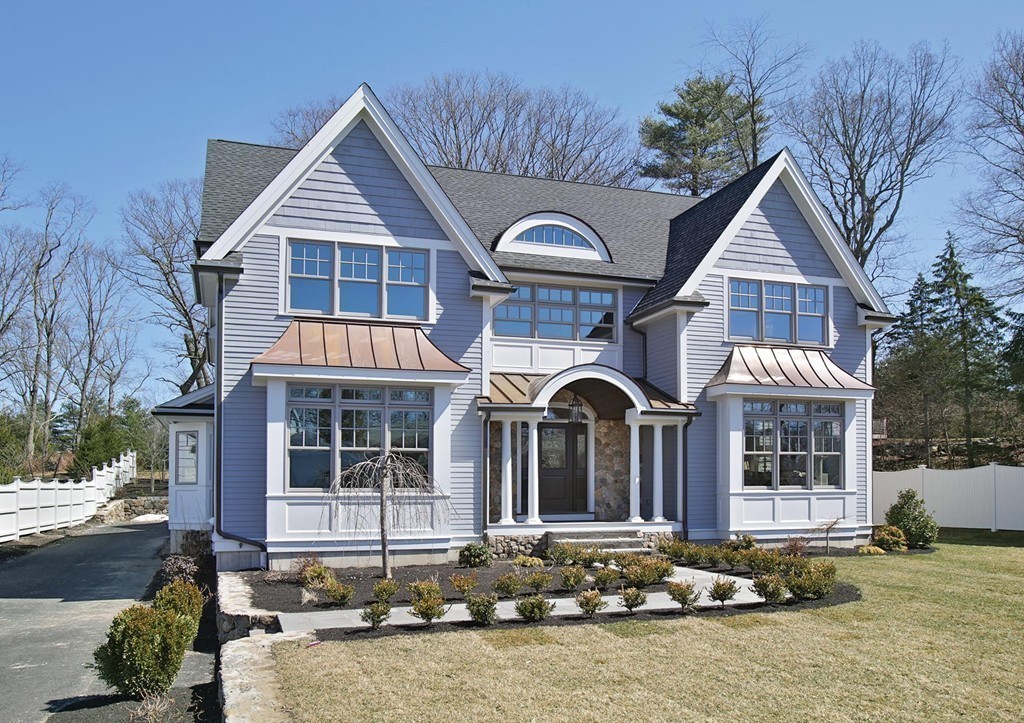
705,384 -> 874,401
675,149 -> 889,315
201,84 -> 507,286
251,364 -> 469,387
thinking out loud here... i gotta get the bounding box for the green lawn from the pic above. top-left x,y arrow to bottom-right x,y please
274,532 -> 1024,722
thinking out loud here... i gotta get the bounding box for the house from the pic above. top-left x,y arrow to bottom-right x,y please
153,84 -> 894,571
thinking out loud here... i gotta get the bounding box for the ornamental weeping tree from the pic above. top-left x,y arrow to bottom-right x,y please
329,453 -> 452,579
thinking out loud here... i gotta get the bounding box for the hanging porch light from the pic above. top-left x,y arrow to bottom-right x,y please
568,393 -> 584,423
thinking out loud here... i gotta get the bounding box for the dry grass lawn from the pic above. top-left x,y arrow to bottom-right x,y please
274,530 -> 1024,722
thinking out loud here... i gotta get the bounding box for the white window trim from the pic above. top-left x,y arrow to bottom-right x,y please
496,213 -> 610,261
492,282 -> 619,344
277,232 -> 439,324
721,274 -> 835,349
173,430 -> 199,485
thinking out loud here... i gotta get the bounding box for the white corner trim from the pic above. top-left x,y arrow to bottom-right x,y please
201,84 -> 507,285
251,364 -> 469,386
495,212 -> 610,262
676,149 -> 889,315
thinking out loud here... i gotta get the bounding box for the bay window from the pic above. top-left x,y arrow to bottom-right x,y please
493,283 -> 616,342
728,279 -> 828,345
287,240 -> 429,320
742,399 -> 843,490
286,383 -> 433,490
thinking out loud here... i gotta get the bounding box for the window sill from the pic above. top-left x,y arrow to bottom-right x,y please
283,311 -> 435,326
736,487 -> 853,494
492,336 -> 619,346
726,337 -> 834,350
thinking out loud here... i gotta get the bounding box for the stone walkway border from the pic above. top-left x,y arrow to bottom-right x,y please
220,631 -> 310,723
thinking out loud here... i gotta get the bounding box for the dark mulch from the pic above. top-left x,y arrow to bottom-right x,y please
311,582 -> 861,642
243,559 -> 760,614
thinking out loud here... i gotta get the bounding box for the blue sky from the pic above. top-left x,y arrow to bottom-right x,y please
1,0 -> 1020,395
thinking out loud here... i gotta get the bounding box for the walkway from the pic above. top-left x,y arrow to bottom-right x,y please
278,566 -> 761,632
0,521 -> 167,723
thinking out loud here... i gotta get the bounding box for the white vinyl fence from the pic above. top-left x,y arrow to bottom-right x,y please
0,450 -> 137,543
874,463 -> 1024,531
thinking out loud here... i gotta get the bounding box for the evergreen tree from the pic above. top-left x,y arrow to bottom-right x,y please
639,75 -> 746,196
929,233 -> 1006,466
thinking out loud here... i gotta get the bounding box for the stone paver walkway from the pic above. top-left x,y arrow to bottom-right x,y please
278,566 -> 761,633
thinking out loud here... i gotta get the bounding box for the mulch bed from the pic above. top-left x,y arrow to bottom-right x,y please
242,559 -> 760,614
311,582 -> 862,642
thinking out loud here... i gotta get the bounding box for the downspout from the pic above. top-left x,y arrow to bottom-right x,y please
213,270 -> 267,557
482,410 -> 491,539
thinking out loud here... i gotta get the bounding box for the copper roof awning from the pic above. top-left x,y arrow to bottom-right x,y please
252,320 -> 470,373
707,346 -> 872,391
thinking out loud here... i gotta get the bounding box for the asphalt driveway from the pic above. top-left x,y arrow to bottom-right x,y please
0,521 -> 167,722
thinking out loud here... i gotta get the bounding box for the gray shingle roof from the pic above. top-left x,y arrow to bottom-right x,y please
632,152 -> 782,316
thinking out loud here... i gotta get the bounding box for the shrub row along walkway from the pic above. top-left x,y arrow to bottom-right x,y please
277,566 -> 758,632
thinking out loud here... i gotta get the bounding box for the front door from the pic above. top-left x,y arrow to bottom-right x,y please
537,422 -> 588,515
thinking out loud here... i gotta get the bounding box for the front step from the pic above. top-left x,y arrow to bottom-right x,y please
544,532 -> 654,554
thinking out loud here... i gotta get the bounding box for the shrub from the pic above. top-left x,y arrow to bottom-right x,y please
547,542 -> 578,565
779,536 -> 809,557
622,557 -> 675,588
360,602 -> 391,630
458,542 -> 493,568
680,543 -> 708,567
372,578 -> 400,603
465,593 -> 499,626
408,578 -> 443,603
493,572 -> 523,598
618,586 -> 648,613
513,554 -> 546,569
708,577 -> 739,608
297,562 -> 334,590
575,589 -> 608,618
722,533 -> 758,551
717,549 -> 739,570
575,548 -> 613,567
786,560 -> 837,600
523,571 -> 553,593
702,546 -> 724,567
751,574 -> 788,604
885,489 -> 940,548
323,579 -> 355,605
449,571 -> 479,597
152,579 -> 203,643
593,567 -> 619,591
560,565 -> 587,592
408,579 -> 446,625
179,530 -> 212,560
738,548 -> 779,575
158,555 -> 198,587
656,539 -> 690,562
667,580 -> 701,612
873,525 -> 908,552
515,594 -> 555,622
859,545 -> 886,555
613,552 -> 647,569
92,605 -> 191,698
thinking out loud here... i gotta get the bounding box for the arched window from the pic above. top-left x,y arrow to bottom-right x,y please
496,212 -> 610,261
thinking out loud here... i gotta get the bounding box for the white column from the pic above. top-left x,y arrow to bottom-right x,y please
652,423 -> 665,522
499,420 -> 514,525
628,422 -> 643,522
527,422 -> 541,524
676,421 -> 685,524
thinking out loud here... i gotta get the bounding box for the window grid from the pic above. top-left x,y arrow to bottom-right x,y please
514,224 -> 594,250
742,399 -> 843,490
728,278 -> 829,345
175,431 -> 198,485
493,283 -> 617,342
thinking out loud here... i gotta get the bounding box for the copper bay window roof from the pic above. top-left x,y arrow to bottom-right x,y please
252,320 -> 469,373
707,346 -> 872,390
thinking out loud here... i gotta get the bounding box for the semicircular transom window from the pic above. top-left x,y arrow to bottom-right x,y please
515,224 -> 595,250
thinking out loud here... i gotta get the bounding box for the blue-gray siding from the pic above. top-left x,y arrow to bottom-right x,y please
714,180 -> 841,278
621,285 -> 647,378
266,120 -> 447,240
645,314 -> 678,397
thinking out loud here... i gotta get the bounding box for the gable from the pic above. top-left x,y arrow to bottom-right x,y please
266,120 -> 447,240
713,179 -> 840,278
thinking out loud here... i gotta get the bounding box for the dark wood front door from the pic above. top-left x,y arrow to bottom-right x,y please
538,422 -> 588,514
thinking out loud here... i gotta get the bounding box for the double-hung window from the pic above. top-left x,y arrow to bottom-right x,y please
287,386 -> 334,489
728,279 -> 828,345
742,400 -> 844,490
175,431 -> 198,485
287,240 -> 429,320
493,283 -> 616,342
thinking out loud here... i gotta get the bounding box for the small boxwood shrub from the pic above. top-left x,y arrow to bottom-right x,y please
575,547 -> 613,567
780,536 -> 809,557
465,592 -> 498,626
722,533 -> 758,551
493,572 -> 523,598
512,554 -> 546,569
656,539 -> 688,562
408,579 -> 446,625
621,557 -> 675,588
885,489 -> 939,548
618,586 -> 647,613
523,571 -> 553,593
708,577 -> 739,607
515,594 -> 555,622
750,574 -> 788,604
547,542 -> 578,565
560,565 -> 587,592
323,579 -> 355,605
360,602 -> 391,630
873,525 -> 908,551
298,562 -> 334,590
92,605 -> 191,698
449,571 -> 479,597
372,578 -> 400,603
575,589 -> 608,618
158,555 -> 198,587
666,580 -> 700,612
859,545 -> 886,555
458,542 -> 493,568
593,567 -> 619,591
785,560 -> 837,600
152,579 -> 203,643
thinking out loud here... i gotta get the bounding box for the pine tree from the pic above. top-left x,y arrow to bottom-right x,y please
639,75 -> 746,196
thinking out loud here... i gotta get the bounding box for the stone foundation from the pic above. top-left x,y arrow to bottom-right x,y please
486,533 -> 545,558
640,531 -> 676,550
